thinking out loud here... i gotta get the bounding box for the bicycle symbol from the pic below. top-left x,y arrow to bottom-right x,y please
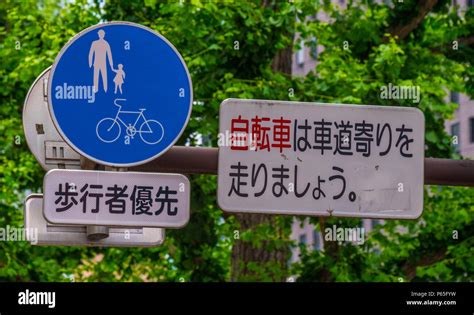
96,98 -> 164,145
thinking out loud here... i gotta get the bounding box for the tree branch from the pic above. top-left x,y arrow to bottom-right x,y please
387,0 -> 438,41
431,34 -> 474,53
457,34 -> 474,46
402,249 -> 446,280
318,217 -> 337,282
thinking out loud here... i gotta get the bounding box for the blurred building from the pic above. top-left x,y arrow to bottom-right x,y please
289,0 -> 473,262
445,90 -> 474,158
444,0 -> 474,158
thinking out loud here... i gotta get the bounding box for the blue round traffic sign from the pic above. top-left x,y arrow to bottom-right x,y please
48,21 -> 192,167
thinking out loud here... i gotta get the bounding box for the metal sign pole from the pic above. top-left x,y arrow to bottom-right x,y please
80,156 -> 111,241
85,165 -> 129,240
130,146 -> 474,187
86,226 -> 109,241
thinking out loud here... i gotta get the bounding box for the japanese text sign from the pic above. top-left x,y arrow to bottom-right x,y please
43,169 -> 190,228
218,99 -> 425,219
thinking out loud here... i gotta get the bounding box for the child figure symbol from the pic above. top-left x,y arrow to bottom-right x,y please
113,64 -> 126,94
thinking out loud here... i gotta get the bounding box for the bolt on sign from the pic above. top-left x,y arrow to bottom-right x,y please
43,170 -> 190,228
217,99 -> 425,219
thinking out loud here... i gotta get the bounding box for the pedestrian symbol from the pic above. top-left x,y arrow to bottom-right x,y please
48,22 -> 193,167
88,29 -> 114,94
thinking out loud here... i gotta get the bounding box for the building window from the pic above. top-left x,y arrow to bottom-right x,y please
450,91 -> 459,104
451,122 -> 460,151
470,118 -> 474,143
310,37 -> 318,60
371,219 -> 381,230
296,41 -> 305,67
299,234 -> 307,245
312,230 -> 320,250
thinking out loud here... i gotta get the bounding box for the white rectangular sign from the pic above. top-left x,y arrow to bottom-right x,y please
218,99 -> 425,219
25,194 -> 164,247
43,170 -> 190,228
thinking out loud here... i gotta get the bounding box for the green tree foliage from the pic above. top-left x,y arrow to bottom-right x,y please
0,0 -> 472,282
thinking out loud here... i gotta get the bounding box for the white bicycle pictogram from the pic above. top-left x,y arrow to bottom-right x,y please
96,98 -> 164,145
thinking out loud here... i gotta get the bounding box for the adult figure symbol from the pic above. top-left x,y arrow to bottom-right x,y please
88,29 -> 114,94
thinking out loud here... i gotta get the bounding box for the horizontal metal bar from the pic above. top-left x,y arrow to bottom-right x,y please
131,146 -> 219,175
424,158 -> 474,187
130,146 -> 474,187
